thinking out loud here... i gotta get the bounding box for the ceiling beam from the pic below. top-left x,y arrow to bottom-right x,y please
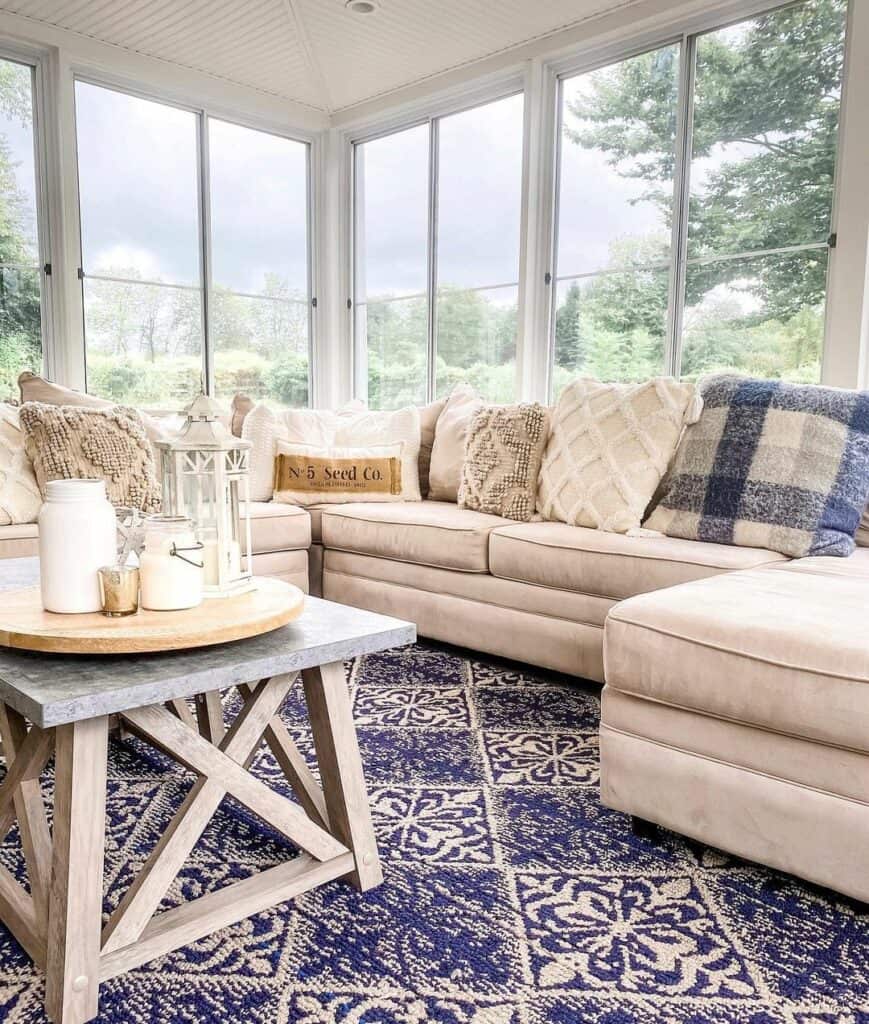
281,0 -> 334,114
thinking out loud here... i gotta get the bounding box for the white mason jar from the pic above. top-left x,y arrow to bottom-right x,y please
139,515 -> 204,611
38,479 -> 117,613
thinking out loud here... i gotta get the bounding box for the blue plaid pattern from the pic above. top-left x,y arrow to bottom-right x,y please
645,375 -> 869,557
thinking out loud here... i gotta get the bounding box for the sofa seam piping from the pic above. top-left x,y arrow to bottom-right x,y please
599,722 -> 869,808
606,616 -> 869,684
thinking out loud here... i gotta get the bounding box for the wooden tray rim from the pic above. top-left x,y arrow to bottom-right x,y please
0,577 -> 304,655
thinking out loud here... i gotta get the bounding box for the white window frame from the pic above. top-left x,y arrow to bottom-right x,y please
0,41 -> 58,382
539,0 -> 853,397
348,72 -> 527,406
71,70 -> 319,405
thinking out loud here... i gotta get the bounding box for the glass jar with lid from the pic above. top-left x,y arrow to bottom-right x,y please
139,515 -> 204,611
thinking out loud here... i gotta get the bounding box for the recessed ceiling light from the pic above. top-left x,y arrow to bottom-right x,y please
345,0 -> 379,13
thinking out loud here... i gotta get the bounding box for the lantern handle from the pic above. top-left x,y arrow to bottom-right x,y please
169,541 -> 205,569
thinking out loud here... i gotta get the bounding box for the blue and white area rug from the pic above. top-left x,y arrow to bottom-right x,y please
1,642 -> 867,1023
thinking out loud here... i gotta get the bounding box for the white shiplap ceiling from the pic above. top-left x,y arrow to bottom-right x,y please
0,0 -> 643,113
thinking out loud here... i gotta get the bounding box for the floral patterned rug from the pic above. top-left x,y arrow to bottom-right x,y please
1,641 -> 867,1023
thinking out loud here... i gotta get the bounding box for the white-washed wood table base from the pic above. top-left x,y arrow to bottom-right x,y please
0,560 -> 415,1024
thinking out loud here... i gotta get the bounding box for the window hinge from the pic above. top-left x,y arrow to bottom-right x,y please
828,232 -> 837,249
311,296 -> 318,308
544,271 -> 552,286
347,298 -> 353,310
43,263 -> 51,276
77,267 -> 84,280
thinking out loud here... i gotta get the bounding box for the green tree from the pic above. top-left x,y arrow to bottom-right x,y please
555,282 -> 583,370
0,60 -> 41,397
562,0 -> 846,381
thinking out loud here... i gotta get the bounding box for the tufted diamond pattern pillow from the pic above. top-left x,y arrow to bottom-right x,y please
0,403 -> 41,526
537,377 -> 701,533
20,402 -> 161,513
459,403 -> 549,522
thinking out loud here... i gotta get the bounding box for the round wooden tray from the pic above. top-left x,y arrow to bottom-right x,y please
0,577 -> 305,655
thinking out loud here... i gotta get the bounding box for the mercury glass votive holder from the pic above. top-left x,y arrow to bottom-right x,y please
98,565 -> 140,617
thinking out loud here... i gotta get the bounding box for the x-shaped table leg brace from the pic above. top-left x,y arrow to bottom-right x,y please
103,674 -> 347,956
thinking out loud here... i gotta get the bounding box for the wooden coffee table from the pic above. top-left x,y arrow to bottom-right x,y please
0,558 -> 415,1024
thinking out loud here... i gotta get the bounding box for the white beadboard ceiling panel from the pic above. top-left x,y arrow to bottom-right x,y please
0,0 -> 645,112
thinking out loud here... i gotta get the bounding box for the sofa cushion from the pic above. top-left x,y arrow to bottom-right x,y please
489,521 -> 787,600
418,396 -> 447,497
605,561 -> 869,752
0,523 -> 38,559
0,504 -> 309,561
320,500 -> 509,572
428,385 -> 483,502
247,501 -> 310,553
0,404 -> 41,526
17,371 -> 172,445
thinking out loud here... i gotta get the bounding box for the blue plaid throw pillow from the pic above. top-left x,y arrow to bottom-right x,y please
645,375 -> 869,557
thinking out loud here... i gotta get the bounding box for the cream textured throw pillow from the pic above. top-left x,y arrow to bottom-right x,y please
429,385 -> 484,502
273,441 -> 404,506
20,402 -> 161,513
18,371 -> 168,445
537,377 -> 701,533
0,404 -> 41,526
458,403 -> 549,522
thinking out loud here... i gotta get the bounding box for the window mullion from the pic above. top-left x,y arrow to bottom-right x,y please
426,118 -> 439,404
197,111 -> 214,395
666,32 -> 696,379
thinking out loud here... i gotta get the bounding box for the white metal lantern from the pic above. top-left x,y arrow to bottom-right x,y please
155,393 -> 254,598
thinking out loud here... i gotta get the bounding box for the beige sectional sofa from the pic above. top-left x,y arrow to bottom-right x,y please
2,452 -> 866,903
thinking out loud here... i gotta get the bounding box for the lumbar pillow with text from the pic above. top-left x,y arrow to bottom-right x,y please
243,401 -> 366,501
428,384 -> 484,502
458,403 -> 549,522
273,441 -> 404,505
244,401 -> 422,503
537,376 -> 702,533
645,374 -> 869,557
0,403 -> 41,526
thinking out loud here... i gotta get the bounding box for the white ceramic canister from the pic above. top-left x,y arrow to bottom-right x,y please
38,478 -> 117,613
139,515 -> 204,611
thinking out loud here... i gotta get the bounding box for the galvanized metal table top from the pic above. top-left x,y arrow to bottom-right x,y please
0,557 -> 415,727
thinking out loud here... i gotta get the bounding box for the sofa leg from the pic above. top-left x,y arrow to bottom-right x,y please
631,815 -> 658,840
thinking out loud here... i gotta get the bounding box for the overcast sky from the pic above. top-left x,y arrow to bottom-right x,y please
74,82 -> 309,296
2,46 -> 762,314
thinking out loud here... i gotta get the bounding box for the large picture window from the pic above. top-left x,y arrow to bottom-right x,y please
354,92 -> 524,408
75,82 -> 311,408
551,0 -> 847,394
0,56 -> 47,397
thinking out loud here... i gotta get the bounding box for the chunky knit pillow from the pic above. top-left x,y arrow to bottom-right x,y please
458,403 -> 549,522
645,375 -> 869,557
19,402 -> 161,513
538,377 -> 701,533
